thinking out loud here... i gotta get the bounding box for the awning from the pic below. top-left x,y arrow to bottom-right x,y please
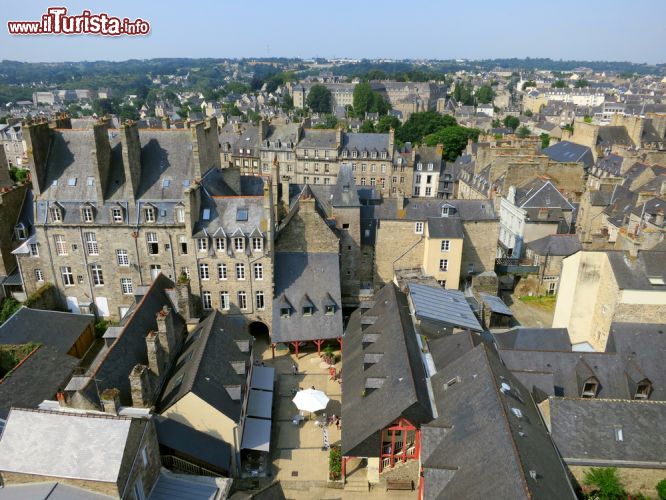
250,366 -> 274,392
2,268 -> 22,287
246,389 -> 273,420
241,417 -> 271,452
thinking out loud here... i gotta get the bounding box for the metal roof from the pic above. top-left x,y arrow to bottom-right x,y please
408,284 -> 483,332
478,293 -> 514,316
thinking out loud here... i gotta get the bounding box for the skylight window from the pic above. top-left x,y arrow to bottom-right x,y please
67,178 -> 77,186
202,209 -> 211,220
87,177 -> 94,186
162,179 -> 171,188
182,180 -> 190,187
236,208 -> 249,221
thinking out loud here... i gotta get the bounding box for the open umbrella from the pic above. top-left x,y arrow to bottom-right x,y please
292,389 -> 329,414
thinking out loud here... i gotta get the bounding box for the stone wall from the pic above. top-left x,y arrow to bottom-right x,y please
332,206 -> 361,306
374,220 -> 424,287
0,183 -> 28,276
461,219 -> 500,277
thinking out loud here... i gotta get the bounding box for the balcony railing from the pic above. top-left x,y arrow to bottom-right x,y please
495,258 -> 539,275
161,455 -> 221,477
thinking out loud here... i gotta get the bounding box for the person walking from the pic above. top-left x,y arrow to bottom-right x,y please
292,363 -> 298,375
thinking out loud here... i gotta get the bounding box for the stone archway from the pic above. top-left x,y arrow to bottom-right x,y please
249,321 -> 270,342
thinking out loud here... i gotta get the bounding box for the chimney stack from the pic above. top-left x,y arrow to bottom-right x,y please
146,330 -> 166,377
100,388 -> 121,415
120,121 -> 142,199
129,364 -> 153,408
156,306 -> 177,358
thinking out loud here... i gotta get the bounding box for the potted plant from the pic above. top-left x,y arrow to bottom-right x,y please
329,446 -> 342,481
321,345 -> 336,365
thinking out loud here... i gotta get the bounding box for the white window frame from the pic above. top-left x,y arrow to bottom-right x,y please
197,238 -> 208,252
415,222 -> 424,234
175,206 -> 185,223
220,291 -> 230,310
236,263 -> 246,280
441,240 -> 451,252
146,232 -> 158,255
144,207 -> 155,223
82,206 -> 94,223
91,264 -> 104,286
111,207 -> 123,223
84,232 -> 99,256
215,238 -> 225,251
199,263 -> 210,280
29,243 -> 39,257
61,266 -> 74,286
256,290 -> 265,310
218,263 -> 227,280
202,291 -> 212,310
50,207 -> 62,223
35,269 -> 44,282
121,277 -> 133,295
254,263 -> 264,280
439,259 -> 448,272
237,291 -> 247,310
54,234 -> 68,256
234,237 -> 244,251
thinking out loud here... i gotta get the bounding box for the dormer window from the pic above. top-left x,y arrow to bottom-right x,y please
144,207 -> 155,223
427,162 -> 434,171
362,151 -> 367,159
581,380 -> 598,398
197,238 -> 208,252
417,162 -> 423,171
175,206 -> 185,223
281,307 -> 291,318
303,306 -> 314,316
352,151 -> 358,159
233,237 -> 244,251
111,207 -> 123,223
49,207 -> 62,223
342,150 -> 348,158
381,151 -> 387,159
635,380 -> 652,399
15,223 -> 27,240
82,206 -> 94,223
252,237 -> 263,251
371,151 -> 377,159
325,305 -> 335,315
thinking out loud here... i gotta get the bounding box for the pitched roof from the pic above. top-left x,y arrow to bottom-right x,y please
422,345 -> 574,499
492,328 -> 572,351
525,234 -> 582,256
366,198 -> 497,222
542,141 -> 593,169
607,250 -> 666,290
271,252 -> 343,343
426,217 -> 464,239
0,482 -> 114,499
0,408 -> 142,483
157,311 -> 252,421
514,179 -> 574,210
341,283 -> 432,457
330,165 -> 360,207
408,283 -> 483,332
549,398 -> 666,466
0,307 -> 93,355
478,293 -> 513,316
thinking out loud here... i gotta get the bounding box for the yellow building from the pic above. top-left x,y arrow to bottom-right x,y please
422,218 -> 464,289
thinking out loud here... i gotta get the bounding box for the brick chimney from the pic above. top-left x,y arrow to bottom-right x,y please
92,119 -> 112,201
156,306 -> 177,358
336,127 -> 343,147
120,121 -> 142,199
175,279 -> 195,321
100,388 -> 121,415
23,119 -> 52,196
129,364 -> 152,408
146,330 -> 166,377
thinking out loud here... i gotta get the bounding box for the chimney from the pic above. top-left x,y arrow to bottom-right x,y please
56,391 -> 67,407
388,127 -> 395,155
146,330 -> 166,377
92,119 -> 112,200
50,113 -> 72,129
184,182 -> 202,236
175,278 -> 195,321
129,364 -> 152,408
24,119 -> 52,196
191,121 -> 207,178
100,388 -> 121,415
120,121 -> 141,199
336,127 -> 343,147
156,306 -> 177,358
263,178 -> 273,255
259,119 -> 269,140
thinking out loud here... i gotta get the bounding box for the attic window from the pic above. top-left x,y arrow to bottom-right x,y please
15,223 -> 27,240
236,208 -> 249,221
87,176 -> 94,186
162,179 -> 171,188
144,207 -> 155,223
67,177 -> 77,186
303,306 -> 313,316
427,162 -> 434,171
280,307 -> 290,318
582,381 -> 598,398
614,428 -> 624,442
202,209 -> 211,220
325,305 -> 335,315
648,277 -> 665,286
231,361 -> 246,375
635,381 -> 651,399
444,376 -> 461,390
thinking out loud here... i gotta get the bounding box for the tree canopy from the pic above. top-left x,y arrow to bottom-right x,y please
376,115 -> 401,133
352,82 -> 390,116
424,126 -> 480,162
516,126 -> 531,138
503,115 -> 520,131
306,84 -> 332,113
475,85 -> 495,104
552,80 -> 567,88
396,111 -> 457,144
453,81 -> 474,105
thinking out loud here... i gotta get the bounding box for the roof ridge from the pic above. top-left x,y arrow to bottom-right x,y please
8,406 -> 133,420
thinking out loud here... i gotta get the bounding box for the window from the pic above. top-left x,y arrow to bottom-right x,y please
439,259 -> 448,271
49,207 -> 62,222
175,206 -> 185,223
120,277 -> 133,295
280,307 -> 290,318
425,187 -> 432,196
84,232 -> 98,255
202,291 -> 212,310
582,381 -> 598,398
29,243 -> 39,257
35,269 -> 44,282
441,240 -> 451,252
82,206 -> 94,223
547,282 -> 557,295
111,207 -> 123,223
77,275 -> 84,284
254,263 -> 264,280
325,305 -> 335,315
417,162 -> 422,171
635,381 -> 651,399
199,263 -> 209,280
54,235 -> 68,256
370,178 -> 376,186
181,267 -> 190,280
361,164 -> 367,172
218,263 -> 227,280
303,306 -> 313,316
238,291 -> 247,310
215,238 -> 225,251
197,238 -> 208,252
438,279 -> 447,288
116,249 -> 129,266
179,236 -> 188,255
146,233 -> 158,255
256,291 -> 265,310
220,291 -> 230,310
415,222 -> 424,234
91,265 -> 104,286
414,187 -> 420,196
415,174 -> 421,184
144,207 -> 155,223
61,266 -> 74,286
236,263 -> 245,280
427,162 -> 434,171
426,175 -> 432,184
234,237 -> 244,251
15,223 -> 27,240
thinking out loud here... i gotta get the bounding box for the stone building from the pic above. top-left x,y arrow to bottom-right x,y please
518,234 -> 582,296
412,145 -> 444,198
0,123 -> 26,168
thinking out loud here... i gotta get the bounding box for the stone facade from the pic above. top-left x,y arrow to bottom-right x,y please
0,183 -> 28,278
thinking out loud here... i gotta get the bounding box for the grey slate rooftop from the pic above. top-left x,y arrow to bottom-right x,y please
607,250 -> 666,290
408,283 -> 483,332
366,198 -> 497,221
422,345 -> 574,499
542,141 -> 594,170
492,327 -> 572,351
426,217 -> 464,239
548,398 -> 666,466
526,234 -> 582,256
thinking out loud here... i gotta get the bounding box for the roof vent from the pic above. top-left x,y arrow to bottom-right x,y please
529,470 -> 537,480
500,382 -> 511,393
511,408 -> 523,419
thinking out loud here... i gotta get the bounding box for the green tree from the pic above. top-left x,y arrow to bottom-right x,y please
524,109 -> 533,117
516,126 -> 531,138
475,85 -> 495,104
359,120 -> 375,133
306,84 -> 332,113
313,114 -> 338,129
503,115 -> 520,131
376,115 -> 401,133
583,468 -> 625,500
491,118 -> 501,128
657,478 -> 666,499
552,80 -> 567,88
92,97 -> 120,116
353,82 -> 374,116
540,133 -> 550,149
584,115 -> 593,123
396,111 -> 457,144
453,80 -> 474,105
574,79 -> 590,88
0,298 -> 21,325
119,104 -> 139,122
522,80 -> 537,89
424,126 -> 480,162
281,94 -> 294,112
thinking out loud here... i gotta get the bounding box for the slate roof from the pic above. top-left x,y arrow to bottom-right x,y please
149,470 -> 227,500
367,198 -> 497,222
607,250 -> 666,290
157,311 -> 252,421
542,141 -> 594,169
595,154 -> 624,176
492,328 -> 572,351
271,252 -> 343,343
341,283 -> 432,457
597,127 -> 633,148
331,164 -> 360,207
631,198 -> 666,228
478,293 -> 513,316
153,415 -> 231,472
298,128 -> 339,149
428,330 -> 481,371
549,398 -> 666,467
0,345 -> 79,419
0,482 -> 114,499
426,217 -> 464,239
422,345 -> 574,500
514,179 -> 574,210
0,307 -> 93,355
341,132 -> 390,155
408,283 -> 483,332
526,234 -> 582,256
0,408 -> 143,483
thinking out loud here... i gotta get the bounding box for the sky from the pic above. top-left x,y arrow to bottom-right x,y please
2,0 -> 665,64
